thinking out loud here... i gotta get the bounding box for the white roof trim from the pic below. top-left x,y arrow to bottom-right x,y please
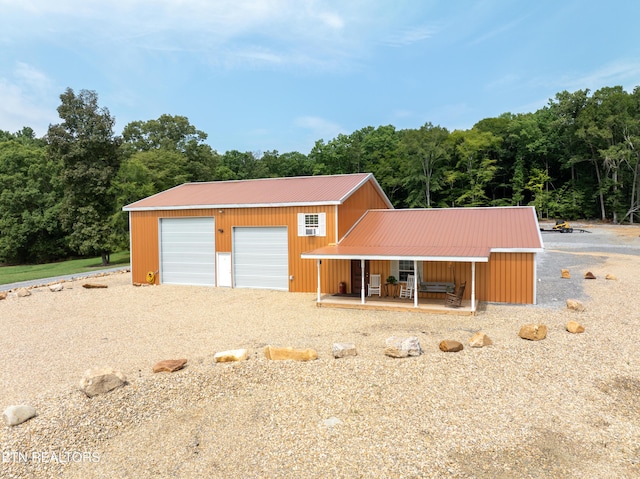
491,248 -> 544,253
123,201 -> 342,212
301,253 -> 490,262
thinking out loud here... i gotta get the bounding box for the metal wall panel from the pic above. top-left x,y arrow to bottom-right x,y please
160,217 -> 215,286
233,227 -> 288,290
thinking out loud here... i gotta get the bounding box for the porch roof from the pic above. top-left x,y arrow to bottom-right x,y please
301,206 -> 543,261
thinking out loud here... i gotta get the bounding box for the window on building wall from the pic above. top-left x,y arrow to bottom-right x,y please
398,260 -> 414,282
297,212 -> 326,236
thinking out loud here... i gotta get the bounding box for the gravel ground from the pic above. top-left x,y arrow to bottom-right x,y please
1,224 -> 640,478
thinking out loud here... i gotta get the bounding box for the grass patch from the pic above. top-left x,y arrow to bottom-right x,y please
0,251 -> 130,285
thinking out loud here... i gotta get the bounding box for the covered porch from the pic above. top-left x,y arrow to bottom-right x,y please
302,255 -> 487,315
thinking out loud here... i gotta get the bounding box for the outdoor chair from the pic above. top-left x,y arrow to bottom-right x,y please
445,281 -> 466,308
399,274 -> 415,299
368,274 -> 382,296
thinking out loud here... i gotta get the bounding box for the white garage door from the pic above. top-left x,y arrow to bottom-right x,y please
233,227 -> 288,290
160,217 -> 215,286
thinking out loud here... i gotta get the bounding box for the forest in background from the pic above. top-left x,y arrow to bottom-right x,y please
1,85 -> 640,265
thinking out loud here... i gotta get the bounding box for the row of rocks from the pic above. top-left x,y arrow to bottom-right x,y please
384,332 -> 494,357
561,269 -> 617,280
518,320 -> 585,341
0,269 -> 130,300
2,320 -> 585,427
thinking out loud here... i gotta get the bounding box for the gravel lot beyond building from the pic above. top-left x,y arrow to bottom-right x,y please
1,224 -> 640,478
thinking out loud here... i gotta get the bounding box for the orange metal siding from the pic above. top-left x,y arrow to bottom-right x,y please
338,180 -> 392,239
481,252 -> 534,304
130,205 -> 345,293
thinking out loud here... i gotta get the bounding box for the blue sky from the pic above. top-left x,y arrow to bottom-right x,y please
1,0 -> 640,155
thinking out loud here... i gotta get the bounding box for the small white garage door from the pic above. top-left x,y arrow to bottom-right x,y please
160,217 -> 215,286
233,227 -> 288,290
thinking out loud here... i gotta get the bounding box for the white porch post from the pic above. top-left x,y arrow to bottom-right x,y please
413,259 -> 418,308
471,261 -> 476,312
360,259 -> 366,304
316,259 -> 322,303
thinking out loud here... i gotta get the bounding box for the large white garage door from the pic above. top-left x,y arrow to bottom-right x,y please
233,227 -> 288,290
160,217 -> 215,286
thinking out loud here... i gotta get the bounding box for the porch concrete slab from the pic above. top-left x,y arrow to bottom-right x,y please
317,294 -> 477,315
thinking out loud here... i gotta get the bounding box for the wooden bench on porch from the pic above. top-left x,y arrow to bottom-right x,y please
418,281 -> 455,294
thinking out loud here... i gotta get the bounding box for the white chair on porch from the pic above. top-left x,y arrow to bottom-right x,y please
368,274 -> 382,296
399,274 -> 415,299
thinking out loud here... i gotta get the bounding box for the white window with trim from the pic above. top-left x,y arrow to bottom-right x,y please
298,212 -> 326,237
398,260 -> 414,282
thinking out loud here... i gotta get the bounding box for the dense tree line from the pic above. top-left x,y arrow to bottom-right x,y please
1,85 -> 639,265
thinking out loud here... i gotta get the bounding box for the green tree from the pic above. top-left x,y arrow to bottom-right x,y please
400,123 -> 449,207
0,132 -> 68,263
447,129 -> 501,206
47,88 -> 121,265
121,114 -> 219,182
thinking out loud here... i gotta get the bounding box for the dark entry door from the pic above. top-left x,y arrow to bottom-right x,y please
350,260 -> 370,294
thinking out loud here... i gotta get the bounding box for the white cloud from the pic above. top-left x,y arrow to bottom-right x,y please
294,115 -> 343,141
0,63 -> 58,136
560,60 -> 640,93
383,25 -> 437,47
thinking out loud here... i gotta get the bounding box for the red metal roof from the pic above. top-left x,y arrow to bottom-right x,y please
123,173 -> 391,210
303,207 -> 543,261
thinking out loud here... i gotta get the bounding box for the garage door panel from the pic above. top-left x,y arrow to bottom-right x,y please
234,227 -> 288,290
160,218 -> 215,286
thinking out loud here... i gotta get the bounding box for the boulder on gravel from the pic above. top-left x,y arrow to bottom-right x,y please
214,349 -> 248,363
384,336 -> 422,358
439,340 -> 464,352
264,346 -> 318,361
605,273 -> 617,280
82,283 -> 108,289
0,292 -> 6,300
49,283 -> 64,292
561,269 -> 571,279
566,321 -> 585,334
566,299 -> 585,312
79,367 -> 127,397
16,288 -> 31,297
332,343 -> 357,359
3,405 -> 36,426
469,332 -> 493,348
153,359 -> 188,372
584,271 -> 596,279
518,324 -> 548,341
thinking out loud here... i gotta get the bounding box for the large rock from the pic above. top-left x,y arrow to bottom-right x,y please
152,359 -> 188,372
584,271 -> 596,279
518,324 -> 548,341
214,349 -> 248,363
0,291 -> 6,300
3,405 -> 36,426
49,283 -> 64,292
264,346 -> 318,361
332,343 -> 357,359
561,269 -> 571,279
566,321 -> 585,334
82,283 -> 108,289
79,367 -> 127,397
16,288 -> 31,297
439,340 -> 464,352
384,336 -> 422,358
469,332 -> 493,348
605,273 -> 617,281
566,299 -> 585,312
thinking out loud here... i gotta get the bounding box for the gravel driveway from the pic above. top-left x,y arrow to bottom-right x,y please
536,224 -> 640,308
